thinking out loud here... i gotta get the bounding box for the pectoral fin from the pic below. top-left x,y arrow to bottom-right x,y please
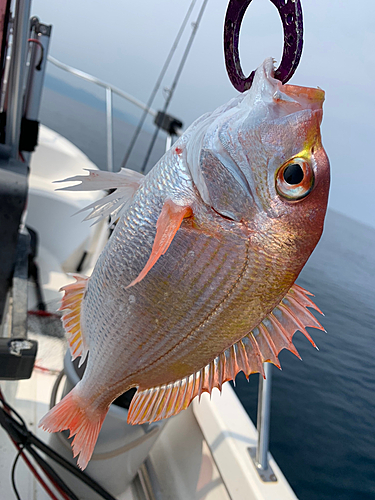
126,199 -> 192,288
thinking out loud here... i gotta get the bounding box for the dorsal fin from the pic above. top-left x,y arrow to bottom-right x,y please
59,274 -> 90,367
127,284 -> 325,425
55,168 -> 144,224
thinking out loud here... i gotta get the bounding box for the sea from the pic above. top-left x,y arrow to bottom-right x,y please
39,86 -> 375,500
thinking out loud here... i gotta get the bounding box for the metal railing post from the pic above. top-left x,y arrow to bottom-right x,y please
248,362 -> 277,482
6,0 -> 32,158
165,134 -> 173,153
23,18 -> 52,122
256,362 -> 272,469
105,86 -> 113,172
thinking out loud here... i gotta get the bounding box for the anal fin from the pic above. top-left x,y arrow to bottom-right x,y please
59,274 -> 89,367
127,284 -> 324,425
126,199 -> 192,288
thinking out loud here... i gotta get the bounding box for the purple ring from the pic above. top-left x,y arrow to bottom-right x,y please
224,0 -> 304,92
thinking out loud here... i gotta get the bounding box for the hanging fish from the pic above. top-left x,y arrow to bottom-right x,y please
39,59 -> 330,469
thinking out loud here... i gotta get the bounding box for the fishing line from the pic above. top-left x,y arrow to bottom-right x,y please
10,444 -> 66,500
23,444 -> 80,500
141,0 -> 210,173
120,0 -> 198,170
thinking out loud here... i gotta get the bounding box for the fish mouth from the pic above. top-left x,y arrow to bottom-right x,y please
281,84 -> 325,110
241,58 -> 325,118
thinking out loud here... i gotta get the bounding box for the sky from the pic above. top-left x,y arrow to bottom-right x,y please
31,0 -> 375,228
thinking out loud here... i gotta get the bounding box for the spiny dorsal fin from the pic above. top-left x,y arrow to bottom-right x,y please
127,284 -> 325,425
55,168 -> 144,224
59,274 -> 89,367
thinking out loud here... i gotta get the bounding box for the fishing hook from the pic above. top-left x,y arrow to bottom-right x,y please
224,0 -> 303,92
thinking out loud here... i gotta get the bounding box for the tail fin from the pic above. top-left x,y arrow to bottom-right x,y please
39,388 -> 108,469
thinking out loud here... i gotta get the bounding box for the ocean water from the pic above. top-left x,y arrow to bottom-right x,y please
233,211 -> 375,500
39,89 -> 375,500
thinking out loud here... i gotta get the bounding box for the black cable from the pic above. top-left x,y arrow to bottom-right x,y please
1,398 -> 26,427
26,432 -> 117,500
0,400 -> 117,500
0,410 -> 63,499
28,227 -> 47,311
24,444 -> 79,500
11,447 -> 23,500
141,0 -> 209,173
0,393 -> 70,500
120,0 -> 197,170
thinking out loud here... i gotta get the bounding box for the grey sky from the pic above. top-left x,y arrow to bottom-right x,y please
31,0 -> 375,228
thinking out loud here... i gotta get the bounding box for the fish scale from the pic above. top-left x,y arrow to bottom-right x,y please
39,59 -> 330,469
84,205 -> 248,388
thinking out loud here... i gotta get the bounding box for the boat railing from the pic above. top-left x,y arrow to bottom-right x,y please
47,55 -> 161,172
249,362 -> 276,481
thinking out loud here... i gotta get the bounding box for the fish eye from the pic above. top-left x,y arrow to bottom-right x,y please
276,158 -> 314,201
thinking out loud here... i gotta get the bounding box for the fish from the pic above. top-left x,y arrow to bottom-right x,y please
39,58 -> 330,469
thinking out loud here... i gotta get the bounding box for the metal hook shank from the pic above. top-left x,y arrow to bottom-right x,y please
224,0 -> 303,92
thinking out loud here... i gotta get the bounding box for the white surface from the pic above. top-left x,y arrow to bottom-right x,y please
193,383 -> 298,500
149,406 -> 230,500
27,125 -> 105,269
28,244 -> 71,312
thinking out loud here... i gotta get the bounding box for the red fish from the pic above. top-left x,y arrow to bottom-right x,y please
39,59 -> 330,469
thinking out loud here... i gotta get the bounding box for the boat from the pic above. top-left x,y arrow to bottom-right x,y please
0,1 -> 300,498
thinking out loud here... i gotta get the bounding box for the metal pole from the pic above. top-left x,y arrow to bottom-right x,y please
23,18 -> 52,121
165,134 -> 172,153
21,18 -> 51,164
6,0 -> 32,157
256,362 -> 272,470
11,228 -> 30,339
105,86 -> 114,172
